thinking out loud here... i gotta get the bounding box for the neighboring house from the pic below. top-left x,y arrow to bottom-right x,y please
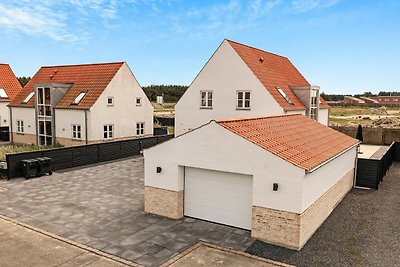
371,96 -> 400,105
0,64 -> 23,128
343,96 -> 365,105
175,39 -> 330,136
8,62 -> 153,146
360,96 -> 379,104
144,114 -> 359,250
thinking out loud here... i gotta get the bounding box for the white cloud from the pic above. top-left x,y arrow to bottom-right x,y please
291,0 -> 341,13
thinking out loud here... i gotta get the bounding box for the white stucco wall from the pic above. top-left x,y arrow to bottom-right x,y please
10,107 -> 36,134
301,146 -> 357,212
55,109 -> 88,140
144,122 -> 306,213
0,102 -> 10,127
318,108 -> 329,126
175,40 -> 284,136
285,109 -> 306,116
90,63 -> 153,141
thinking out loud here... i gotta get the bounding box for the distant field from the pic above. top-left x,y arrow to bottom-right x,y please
329,106 -> 400,127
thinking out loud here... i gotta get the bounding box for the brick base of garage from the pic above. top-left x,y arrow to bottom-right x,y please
144,186 -> 183,219
251,169 -> 354,250
12,132 -> 36,145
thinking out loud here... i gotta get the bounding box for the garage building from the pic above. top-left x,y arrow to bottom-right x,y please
144,114 -> 359,250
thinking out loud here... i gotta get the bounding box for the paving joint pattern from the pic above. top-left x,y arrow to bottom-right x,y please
0,157 -> 255,267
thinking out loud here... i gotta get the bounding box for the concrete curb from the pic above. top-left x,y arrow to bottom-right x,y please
160,241 -> 295,267
0,214 -> 143,267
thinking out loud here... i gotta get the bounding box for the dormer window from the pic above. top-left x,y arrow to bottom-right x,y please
0,88 -> 8,98
276,87 -> 294,105
22,91 -> 35,104
71,91 -> 86,105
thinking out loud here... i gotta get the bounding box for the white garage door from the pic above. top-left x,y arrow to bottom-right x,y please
184,167 -> 253,230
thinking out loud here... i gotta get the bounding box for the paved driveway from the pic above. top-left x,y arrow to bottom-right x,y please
0,157 -> 254,267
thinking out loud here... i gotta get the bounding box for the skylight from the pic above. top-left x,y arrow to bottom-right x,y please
71,92 -> 86,105
0,88 -> 8,98
276,87 -> 294,105
22,91 -> 35,103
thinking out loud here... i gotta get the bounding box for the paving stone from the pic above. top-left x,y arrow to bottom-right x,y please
0,157 -> 254,264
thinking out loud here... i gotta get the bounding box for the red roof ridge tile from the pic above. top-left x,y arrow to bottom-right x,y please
40,61 -> 125,69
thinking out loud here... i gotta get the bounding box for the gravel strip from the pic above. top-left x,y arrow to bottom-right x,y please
246,162 -> 400,267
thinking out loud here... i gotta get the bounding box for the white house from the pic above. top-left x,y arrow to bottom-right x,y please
144,114 -> 359,250
8,62 -> 153,146
175,39 -> 330,136
0,64 -> 22,128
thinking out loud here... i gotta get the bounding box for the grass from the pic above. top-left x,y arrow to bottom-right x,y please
330,106 -> 400,117
0,144 -> 62,161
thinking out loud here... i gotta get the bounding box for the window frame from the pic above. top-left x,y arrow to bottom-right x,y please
107,97 -> 114,106
136,122 -> 145,136
103,124 -> 114,140
16,120 -> 24,133
71,91 -> 87,105
136,97 -> 142,106
200,90 -> 213,109
71,124 -> 82,140
276,87 -> 294,105
236,90 -> 251,109
22,91 -> 35,104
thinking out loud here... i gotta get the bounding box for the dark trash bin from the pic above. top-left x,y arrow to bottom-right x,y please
3,131 -> 10,141
36,157 -> 53,176
21,159 -> 39,179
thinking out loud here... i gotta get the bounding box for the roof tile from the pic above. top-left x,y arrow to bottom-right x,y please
0,64 -> 23,102
9,62 -> 124,109
217,114 -> 358,171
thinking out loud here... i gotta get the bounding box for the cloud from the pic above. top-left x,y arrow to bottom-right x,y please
291,0 -> 341,13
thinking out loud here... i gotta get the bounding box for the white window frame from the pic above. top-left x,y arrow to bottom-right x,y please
0,88 -> 8,98
200,90 -> 213,108
136,97 -> 142,106
237,91 -> 251,109
103,124 -> 114,140
107,97 -> 114,106
72,91 -> 86,105
276,87 -> 294,105
17,120 -> 24,133
22,91 -> 35,104
72,124 -> 82,140
136,122 -> 145,136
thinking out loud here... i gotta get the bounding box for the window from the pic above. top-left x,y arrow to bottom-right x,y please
276,87 -> 294,105
0,88 -> 8,98
136,122 -> 145,136
22,91 -> 35,104
103,124 -> 113,139
237,91 -> 251,109
200,91 -> 213,108
37,87 -> 53,146
136,97 -> 142,106
72,124 -> 82,139
310,90 -> 319,120
107,97 -> 114,106
71,92 -> 86,105
17,120 -> 24,133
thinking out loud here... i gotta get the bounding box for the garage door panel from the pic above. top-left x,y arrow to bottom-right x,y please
184,167 -> 253,230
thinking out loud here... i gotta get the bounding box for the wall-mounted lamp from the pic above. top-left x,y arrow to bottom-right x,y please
273,183 -> 279,191
156,167 -> 162,173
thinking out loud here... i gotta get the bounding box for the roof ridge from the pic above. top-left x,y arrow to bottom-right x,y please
41,61 -> 125,69
225,39 -> 289,60
216,114 -> 300,124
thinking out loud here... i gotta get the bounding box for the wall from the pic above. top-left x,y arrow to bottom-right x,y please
91,63 -> 153,141
144,121 -> 305,213
301,146 -> 357,212
10,107 -> 36,144
54,109 -> 88,145
0,102 -> 10,127
318,108 -> 329,126
175,40 -> 284,136
331,126 -> 400,145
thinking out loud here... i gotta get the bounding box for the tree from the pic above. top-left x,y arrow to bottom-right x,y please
142,84 -> 188,102
18,76 -> 31,87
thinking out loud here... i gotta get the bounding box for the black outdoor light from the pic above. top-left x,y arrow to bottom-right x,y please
156,167 -> 162,173
273,183 -> 279,191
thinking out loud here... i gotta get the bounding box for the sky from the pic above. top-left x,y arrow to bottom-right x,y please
0,0 -> 399,95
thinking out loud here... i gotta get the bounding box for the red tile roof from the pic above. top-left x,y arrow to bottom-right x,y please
217,114 -> 358,171
0,64 -> 23,102
9,62 -> 124,109
227,40 -> 329,110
